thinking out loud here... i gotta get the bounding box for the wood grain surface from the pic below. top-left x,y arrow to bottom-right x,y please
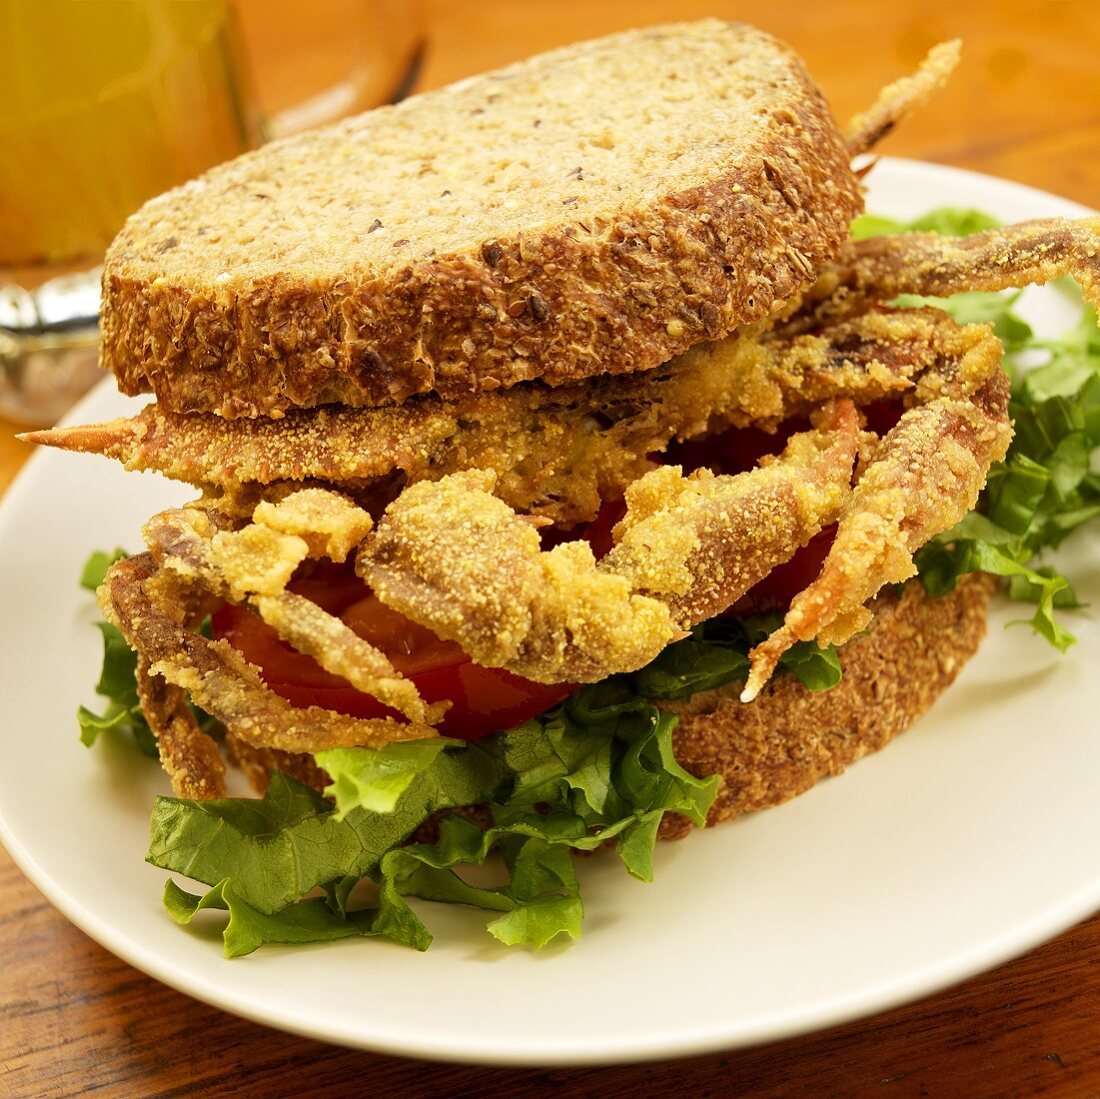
3,2 -> 1100,1096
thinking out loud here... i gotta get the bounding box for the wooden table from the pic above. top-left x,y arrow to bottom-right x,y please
3,2 -> 1100,1095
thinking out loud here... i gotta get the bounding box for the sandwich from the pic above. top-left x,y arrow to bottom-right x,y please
27,21 -> 1100,953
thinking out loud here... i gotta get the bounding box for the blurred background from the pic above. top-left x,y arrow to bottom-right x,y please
0,0 -> 1097,437
0,0 -> 423,426
419,0 -> 1100,203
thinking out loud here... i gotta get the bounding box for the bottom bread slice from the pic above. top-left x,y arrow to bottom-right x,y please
224,574 -> 995,839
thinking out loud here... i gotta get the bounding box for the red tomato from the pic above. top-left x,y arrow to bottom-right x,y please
862,399 -> 905,437
664,413 -> 913,612
577,497 -> 627,559
721,523 -> 838,616
210,564 -> 574,741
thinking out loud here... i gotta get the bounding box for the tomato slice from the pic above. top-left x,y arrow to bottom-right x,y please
210,564 -> 574,741
340,595 -> 467,675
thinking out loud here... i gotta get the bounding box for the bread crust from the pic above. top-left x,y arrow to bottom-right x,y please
658,574 -> 996,838
101,21 -> 862,417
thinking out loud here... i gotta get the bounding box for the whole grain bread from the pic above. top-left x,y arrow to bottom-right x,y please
658,573 -> 995,837
102,20 -> 863,417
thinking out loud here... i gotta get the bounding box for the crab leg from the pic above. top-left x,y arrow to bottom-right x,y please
24,311 -> 941,532
102,554 -> 439,753
135,655 -> 227,800
141,493 -> 446,726
786,218 -> 1100,337
845,40 -> 961,156
742,324 -> 1012,700
359,402 -> 859,684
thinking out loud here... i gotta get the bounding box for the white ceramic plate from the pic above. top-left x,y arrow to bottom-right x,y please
2,158 -> 1098,1067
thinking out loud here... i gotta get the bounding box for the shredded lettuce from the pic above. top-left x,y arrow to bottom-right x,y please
317,738 -> 464,817
153,685 -> 718,955
163,877 -> 383,956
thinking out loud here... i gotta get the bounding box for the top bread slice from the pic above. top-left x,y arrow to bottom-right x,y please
102,19 -> 863,418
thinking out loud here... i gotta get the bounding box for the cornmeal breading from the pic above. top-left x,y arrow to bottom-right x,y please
33,307 -> 997,525
102,554 -> 438,765
789,217 -> 1100,337
359,404 -> 858,683
845,40 -> 961,155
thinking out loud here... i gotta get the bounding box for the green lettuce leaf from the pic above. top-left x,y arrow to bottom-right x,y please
374,818 -> 583,950
316,738 -> 463,818
148,751 -> 503,915
911,295 -> 1100,649
80,547 -> 128,592
850,208 -> 1001,240
164,878 -> 381,958
632,634 -> 749,701
148,680 -> 720,953
365,687 -> 717,950
78,620 -> 158,759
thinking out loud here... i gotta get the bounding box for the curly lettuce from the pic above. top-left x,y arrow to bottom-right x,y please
152,685 -> 718,955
